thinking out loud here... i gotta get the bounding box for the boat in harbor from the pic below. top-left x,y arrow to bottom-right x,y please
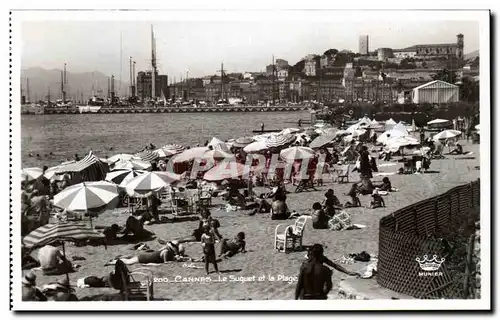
78,96 -> 104,113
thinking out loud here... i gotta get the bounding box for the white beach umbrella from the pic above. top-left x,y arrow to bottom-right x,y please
207,137 -> 225,148
280,128 -> 301,135
172,147 -> 209,163
243,140 -> 268,153
113,158 -> 152,170
53,181 -> 120,213
386,136 -> 420,148
108,153 -> 134,163
280,146 -> 315,161
204,143 -> 234,159
125,171 -> 184,196
433,130 -> 462,141
22,167 -> 44,181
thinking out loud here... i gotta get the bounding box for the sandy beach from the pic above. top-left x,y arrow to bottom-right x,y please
26,141 -> 480,301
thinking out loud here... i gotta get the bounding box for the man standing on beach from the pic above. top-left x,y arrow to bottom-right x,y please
295,244 -> 333,300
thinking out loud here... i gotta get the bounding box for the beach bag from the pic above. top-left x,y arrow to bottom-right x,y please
328,210 -> 351,231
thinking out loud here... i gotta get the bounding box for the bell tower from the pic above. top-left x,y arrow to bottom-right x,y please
456,34 -> 464,59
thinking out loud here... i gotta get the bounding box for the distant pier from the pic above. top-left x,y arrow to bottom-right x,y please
21,105 -> 309,115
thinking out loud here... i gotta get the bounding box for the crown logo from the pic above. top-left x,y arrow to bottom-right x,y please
415,255 -> 445,271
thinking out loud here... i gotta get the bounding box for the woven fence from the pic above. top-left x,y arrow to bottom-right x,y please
377,179 -> 480,298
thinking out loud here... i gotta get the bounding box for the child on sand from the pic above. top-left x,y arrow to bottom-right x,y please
219,232 -> 247,258
201,225 -> 219,275
370,189 -> 385,209
344,183 -> 361,208
323,189 -> 340,216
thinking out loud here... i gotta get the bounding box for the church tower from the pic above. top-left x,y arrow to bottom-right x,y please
456,34 -> 464,59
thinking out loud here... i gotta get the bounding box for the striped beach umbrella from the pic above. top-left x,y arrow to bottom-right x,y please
155,144 -> 185,158
280,146 -> 315,161
22,222 -> 104,249
134,150 -> 159,163
22,167 -> 44,181
125,171 -> 184,196
105,168 -> 147,187
113,158 -> 152,171
232,137 -> 254,148
265,134 -> 295,148
53,181 -> 120,213
309,131 -> 338,149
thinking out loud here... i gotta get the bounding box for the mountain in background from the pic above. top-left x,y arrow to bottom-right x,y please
464,50 -> 479,61
20,67 -> 129,102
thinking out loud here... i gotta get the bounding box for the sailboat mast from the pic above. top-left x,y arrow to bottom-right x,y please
119,31 -> 123,96
26,78 -> 30,103
272,55 -> 275,106
151,25 -> 156,100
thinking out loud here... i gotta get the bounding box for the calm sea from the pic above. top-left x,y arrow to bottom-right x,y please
21,111 -> 311,167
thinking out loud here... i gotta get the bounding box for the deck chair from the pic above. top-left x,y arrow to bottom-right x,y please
197,188 -> 212,208
336,164 -> 350,184
274,216 -> 308,253
111,259 -> 154,301
294,176 -> 317,193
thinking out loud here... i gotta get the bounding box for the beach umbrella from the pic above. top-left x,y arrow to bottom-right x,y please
53,181 -> 120,214
368,119 -> 383,129
386,136 -> 420,148
134,150 -> 159,163
23,222 -> 104,249
280,146 -> 315,161
427,119 -> 450,125
113,158 -> 152,171
243,140 -> 268,153
105,168 -> 147,187
125,171 -> 184,196
107,153 -> 134,163
433,129 -> 462,141
349,129 -> 367,138
207,137 -> 225,148
204,143 -> 234,160
203,161 -> 252,181
44,166 -> 65,181
155,144 -> 185,158
265,134 -> 296,148
309,132 -> 337,148
172,147 -> 209,163
22,167 -> 43,181
22,221 -> 105,283
232,137 -> 255,148
280,128 -> 301,135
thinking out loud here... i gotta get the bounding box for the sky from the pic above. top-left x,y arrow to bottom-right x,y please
21,19 -> 479,81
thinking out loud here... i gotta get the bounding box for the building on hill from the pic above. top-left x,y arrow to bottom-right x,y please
394,34 -> 464,60
377,48 -> 394,61
359,35 -> 369,55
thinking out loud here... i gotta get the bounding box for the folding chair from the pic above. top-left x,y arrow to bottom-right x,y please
274,216 -> 308,253
112,259 -> 154,301
337,164 -> 350,184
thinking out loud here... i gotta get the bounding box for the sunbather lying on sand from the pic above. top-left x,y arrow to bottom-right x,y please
102,215 -> 155,242
105,241 -> 186,265
219,232 -> 247,258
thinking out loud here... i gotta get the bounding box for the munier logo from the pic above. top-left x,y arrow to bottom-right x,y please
415,254 -> 445,276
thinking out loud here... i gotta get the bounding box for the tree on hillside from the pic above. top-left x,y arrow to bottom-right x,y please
324,49 -> 339,56
432,68 -> 457,84
459,77 -> 479,103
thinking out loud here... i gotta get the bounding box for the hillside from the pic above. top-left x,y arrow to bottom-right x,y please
20,67 -> 129,102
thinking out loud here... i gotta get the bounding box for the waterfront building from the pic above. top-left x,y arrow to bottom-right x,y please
136,71 -> 168,100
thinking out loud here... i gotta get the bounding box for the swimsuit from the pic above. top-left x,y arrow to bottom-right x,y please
137,251 -> 163,264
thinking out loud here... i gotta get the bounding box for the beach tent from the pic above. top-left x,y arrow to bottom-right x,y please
55,151 -> 109,182
385,118 -> 397,131
377,123 -> 409,145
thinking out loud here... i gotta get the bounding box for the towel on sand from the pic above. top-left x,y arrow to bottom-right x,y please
373,172 -> 397,177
